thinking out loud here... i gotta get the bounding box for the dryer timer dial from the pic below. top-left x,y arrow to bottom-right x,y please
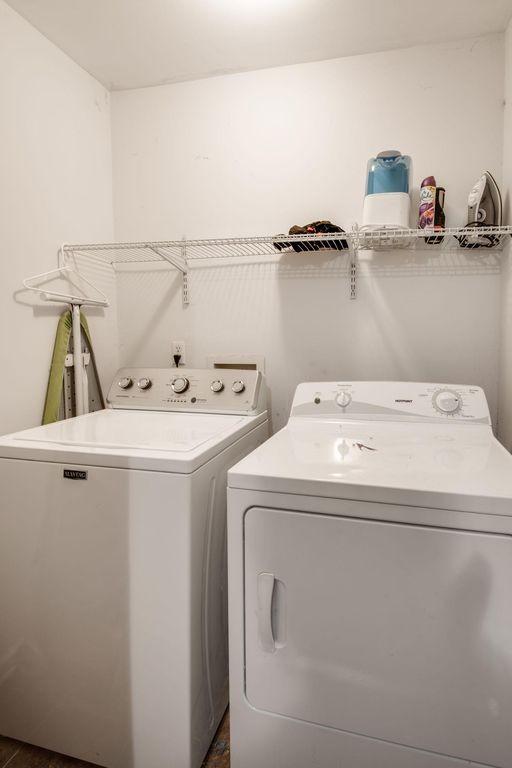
433,389 -> 461,415
335,391 -> 352,408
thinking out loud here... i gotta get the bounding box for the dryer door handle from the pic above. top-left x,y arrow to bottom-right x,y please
257,572 -> 275,653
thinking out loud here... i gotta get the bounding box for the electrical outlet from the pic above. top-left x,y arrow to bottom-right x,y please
172,340 -> 186,366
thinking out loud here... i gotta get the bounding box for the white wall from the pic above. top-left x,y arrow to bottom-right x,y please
111,35 -> 504,431
0,0 -> 117,435
498,20 -> 512,450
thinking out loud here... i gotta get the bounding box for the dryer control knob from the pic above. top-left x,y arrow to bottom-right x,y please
172,376 -> 190,394
118,377 -> 133,390
433,389 -> 461,414
335,391 -> 352,408
211,379 -> 224,393
232,380 -> 245,394
138,377 -> 152,390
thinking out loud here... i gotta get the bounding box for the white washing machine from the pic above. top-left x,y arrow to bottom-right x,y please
228,381 -> 512,768
0,367 -> 268,768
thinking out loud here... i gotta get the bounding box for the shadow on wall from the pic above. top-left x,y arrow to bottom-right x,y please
113,247 -> 502,431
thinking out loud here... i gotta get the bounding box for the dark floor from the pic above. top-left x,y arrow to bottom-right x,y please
201,712 -> 230,768
0,710 -> 230,768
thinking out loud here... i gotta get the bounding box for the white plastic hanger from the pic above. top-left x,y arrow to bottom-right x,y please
23,265 -> 109,307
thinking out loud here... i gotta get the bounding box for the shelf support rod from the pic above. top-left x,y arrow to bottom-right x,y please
350,254 -> 357,300
181,242 -> 189,305
72,303 -> 86,417
149,244 -> 189,306
148,245 -> 187,274
349,227 -> 358,300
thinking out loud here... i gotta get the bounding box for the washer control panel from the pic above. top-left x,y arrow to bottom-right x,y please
291,381 -> 491,424
107,368 -> 265,414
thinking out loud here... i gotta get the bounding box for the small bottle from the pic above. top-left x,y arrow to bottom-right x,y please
435,188 -> 446,229
419,176 -> 436,230
426,186 -> 446,245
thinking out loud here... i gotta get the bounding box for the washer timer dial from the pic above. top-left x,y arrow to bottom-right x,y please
172,376 -> 190,394
433,389 -> 462,415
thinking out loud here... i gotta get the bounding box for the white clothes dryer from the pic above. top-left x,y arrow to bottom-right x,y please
228,381 -> 512,768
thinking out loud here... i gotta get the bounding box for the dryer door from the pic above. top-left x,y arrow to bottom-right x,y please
244,507 -> 512,767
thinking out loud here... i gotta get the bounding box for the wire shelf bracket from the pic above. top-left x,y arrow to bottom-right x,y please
62,241 -> 191,306
350,255 -> 357,300
148,244 -> 189,305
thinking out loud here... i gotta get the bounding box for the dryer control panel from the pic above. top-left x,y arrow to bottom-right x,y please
107,368 -> 266,415
290,381 -> 491,424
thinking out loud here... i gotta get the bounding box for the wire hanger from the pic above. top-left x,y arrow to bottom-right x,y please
23,265 -> 109,307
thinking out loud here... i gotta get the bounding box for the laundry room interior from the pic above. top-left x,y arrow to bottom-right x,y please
2,2 -> 512,768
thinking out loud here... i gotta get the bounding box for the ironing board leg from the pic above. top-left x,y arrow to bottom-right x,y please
72,304 -> 85,417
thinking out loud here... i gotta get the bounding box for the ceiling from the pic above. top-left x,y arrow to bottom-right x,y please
6,0 -> 512,91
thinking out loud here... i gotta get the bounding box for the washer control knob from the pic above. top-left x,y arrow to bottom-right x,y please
433,389 -> 461,414
211,379 -> 224,393
118,377 -> 133,390
138,377 -> 152,390
335,391 -> 352,408
232,380 -> 245,394
172,376 -> 190,394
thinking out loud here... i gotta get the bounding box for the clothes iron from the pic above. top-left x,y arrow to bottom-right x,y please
458,171 -> 502,248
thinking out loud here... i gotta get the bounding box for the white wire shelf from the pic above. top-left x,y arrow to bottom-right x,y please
61,224 -> 511,303
356,225 -> 512,252
62,233 -> 352,263
61,235 -> 352,304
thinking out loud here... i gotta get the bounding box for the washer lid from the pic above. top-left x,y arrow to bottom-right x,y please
14,409 -> 245,451
228,418 -> 512,516
0,409 -> 266,472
